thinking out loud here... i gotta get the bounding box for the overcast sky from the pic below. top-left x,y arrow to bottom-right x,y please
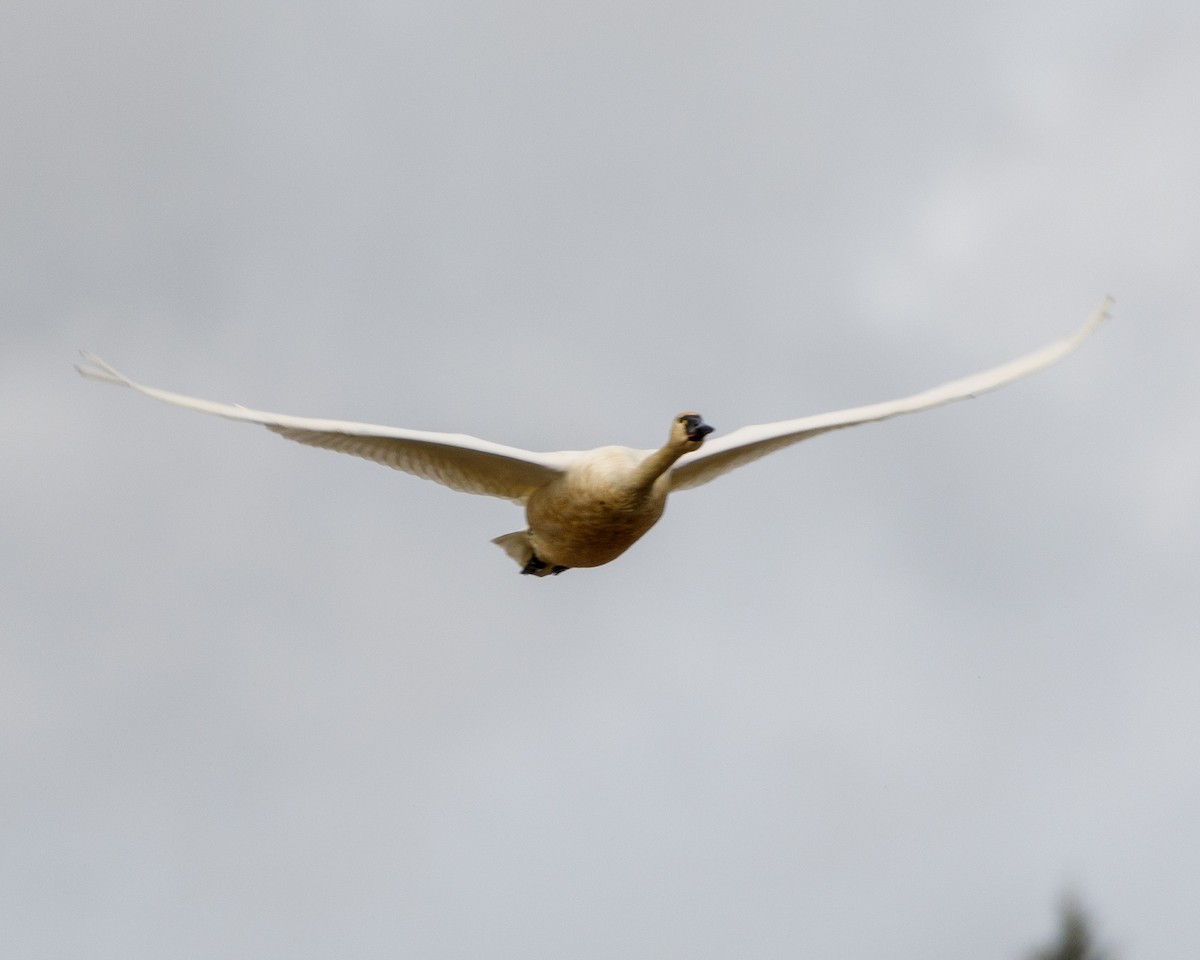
4,1 -> 1200,958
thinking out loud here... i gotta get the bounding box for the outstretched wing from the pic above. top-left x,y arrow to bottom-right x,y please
669,297 -> 1111,493
76,354 -> 568,503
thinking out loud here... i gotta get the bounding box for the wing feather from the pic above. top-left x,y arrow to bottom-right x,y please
76,353 -> 567,502
669,297 -> 1110,492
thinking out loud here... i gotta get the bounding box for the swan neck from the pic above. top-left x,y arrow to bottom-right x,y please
634,442 -> 690,489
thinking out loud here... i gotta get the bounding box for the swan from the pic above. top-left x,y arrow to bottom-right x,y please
77,298 -> 1109,575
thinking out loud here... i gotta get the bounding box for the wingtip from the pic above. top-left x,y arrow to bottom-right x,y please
1079,295 -> 1114,337
74,352 -> 132,387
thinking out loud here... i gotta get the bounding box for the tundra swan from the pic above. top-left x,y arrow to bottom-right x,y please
77,298 -> 1109,575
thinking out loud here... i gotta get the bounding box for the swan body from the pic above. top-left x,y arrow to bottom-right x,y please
77,298 -> 1109,575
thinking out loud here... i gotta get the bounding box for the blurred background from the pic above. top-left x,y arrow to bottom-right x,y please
4,1 -> 1198,957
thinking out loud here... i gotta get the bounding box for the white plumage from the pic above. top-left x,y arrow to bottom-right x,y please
78,298 -> 1110,575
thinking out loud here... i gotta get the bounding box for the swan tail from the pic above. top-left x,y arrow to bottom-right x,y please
491,531 -> 534,568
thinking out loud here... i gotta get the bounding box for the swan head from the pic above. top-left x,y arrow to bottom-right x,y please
673,412 -> 714,449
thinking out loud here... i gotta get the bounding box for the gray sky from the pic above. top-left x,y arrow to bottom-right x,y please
4,1 -> 1199,957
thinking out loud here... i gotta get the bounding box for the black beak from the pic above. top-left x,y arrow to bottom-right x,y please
686,419 -> 714,442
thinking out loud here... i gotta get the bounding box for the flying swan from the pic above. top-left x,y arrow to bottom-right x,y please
78,299 -> 1109,575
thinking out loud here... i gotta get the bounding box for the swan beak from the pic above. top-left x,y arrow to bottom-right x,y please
687,420 -> 714,442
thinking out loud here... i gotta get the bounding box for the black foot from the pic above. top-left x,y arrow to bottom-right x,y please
520,555 -> 571,577
521,556 -> 549,576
